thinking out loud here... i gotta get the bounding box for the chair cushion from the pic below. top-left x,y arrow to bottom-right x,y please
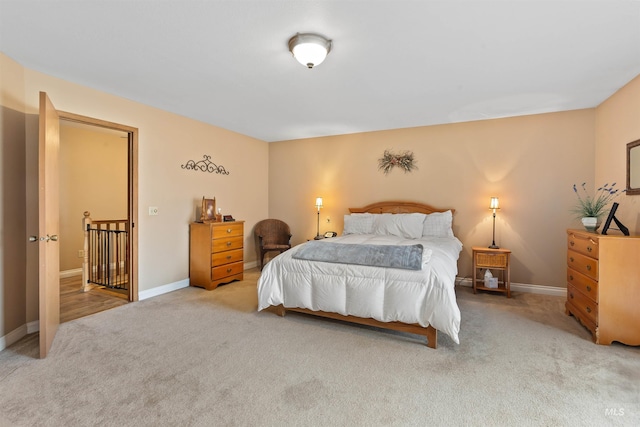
263,244 -> 290,250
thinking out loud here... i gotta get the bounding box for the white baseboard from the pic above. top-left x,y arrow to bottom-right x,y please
60,268 -> 82,278
0,321 -> 40,352
510,282 -> 566,297
27,321 -> 39,334
138,278 -> 189,300
456,277 -> 565,297
0,324 -> 28,352
138,263 -> 258,301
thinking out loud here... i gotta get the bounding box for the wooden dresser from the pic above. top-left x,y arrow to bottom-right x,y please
190,221 -> 244,290
566,229 -> 640,345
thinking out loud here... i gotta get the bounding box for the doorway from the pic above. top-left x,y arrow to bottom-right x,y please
58,111 -> 139,321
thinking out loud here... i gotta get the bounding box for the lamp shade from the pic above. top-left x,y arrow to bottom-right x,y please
315,197 -> 323,209
289,33 -> 332,68
489,197 -> 499,210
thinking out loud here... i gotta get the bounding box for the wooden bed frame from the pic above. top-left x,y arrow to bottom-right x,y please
273,201 -> 455,349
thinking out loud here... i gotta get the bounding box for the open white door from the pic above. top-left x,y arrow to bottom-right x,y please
38,92 -> 60,358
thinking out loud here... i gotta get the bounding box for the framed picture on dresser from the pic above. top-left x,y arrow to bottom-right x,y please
601,202 -> 629,235
200,197 -> 216,223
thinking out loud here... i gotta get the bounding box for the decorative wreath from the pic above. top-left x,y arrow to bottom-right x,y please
378,150 -> 417,174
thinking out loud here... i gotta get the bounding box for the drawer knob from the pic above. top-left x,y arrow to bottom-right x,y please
570,257 -> 574,262
227,228 -> 232,233
586,265 -> 591,271
570,241 -> 574,246
226,241 -> 232,246
227,268 -> 232,273
587,246 -> 592,252
569,275 -> 574,281
586,285 -> 591,292
586,306 -> 591,313
226,255 -> 232,260
570,292 -> 574,299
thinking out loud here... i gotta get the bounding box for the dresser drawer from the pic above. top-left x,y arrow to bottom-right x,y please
567,232 -> 599,259
212,261 -> 244,280
212,223 -> 243,239
212,236 -> 243,252
567,268 -> 598,302
567,250 -> 598,281
212,248 -> 243,267
567,284 -> 598,324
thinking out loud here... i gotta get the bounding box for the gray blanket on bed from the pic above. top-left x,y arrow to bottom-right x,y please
293,241 -> 424,270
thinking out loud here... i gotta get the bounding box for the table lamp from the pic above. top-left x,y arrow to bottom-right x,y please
489,197 -> 500,249
314,197 -> 323,239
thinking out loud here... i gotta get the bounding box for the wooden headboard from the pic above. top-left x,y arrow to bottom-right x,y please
349,201 -> 455,215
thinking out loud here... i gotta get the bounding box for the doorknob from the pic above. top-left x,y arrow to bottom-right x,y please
49,235 -> 58,242
29,235 -> 38,242
36,235 -> 59,242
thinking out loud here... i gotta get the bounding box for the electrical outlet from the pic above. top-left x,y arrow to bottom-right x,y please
78,250 -> 84,258
149,206 -> 159,216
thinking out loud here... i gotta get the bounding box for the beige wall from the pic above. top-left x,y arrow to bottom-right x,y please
0,53 -> 27,338
59,123 -> 128,271
595,74 -> 640,233
269,110 -> 596,288
21,67 -> 269,297
0,53 -> 269,333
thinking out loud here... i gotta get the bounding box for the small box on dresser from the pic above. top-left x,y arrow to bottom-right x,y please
566,229 -> 640,345
190,221 -> 244,290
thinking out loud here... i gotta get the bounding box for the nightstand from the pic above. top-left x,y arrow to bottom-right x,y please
472,247 -> 511,297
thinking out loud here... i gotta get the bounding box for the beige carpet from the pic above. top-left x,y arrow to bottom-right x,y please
0,268 -> 638,426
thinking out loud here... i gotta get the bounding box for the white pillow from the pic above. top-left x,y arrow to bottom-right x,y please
422,210 -> 454,237
343,214 -> 375,235
372,213 -> 426,239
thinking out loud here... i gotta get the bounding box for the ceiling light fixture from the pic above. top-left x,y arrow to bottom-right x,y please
288,33 -> 332,69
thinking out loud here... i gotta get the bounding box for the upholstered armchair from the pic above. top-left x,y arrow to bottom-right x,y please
254,219 -> 292,270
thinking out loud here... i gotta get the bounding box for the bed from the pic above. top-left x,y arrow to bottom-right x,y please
257,201 -> 462,348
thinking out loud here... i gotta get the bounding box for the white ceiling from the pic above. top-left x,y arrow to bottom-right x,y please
1,1 -> 639,142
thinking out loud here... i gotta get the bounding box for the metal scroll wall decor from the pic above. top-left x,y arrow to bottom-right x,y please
181,154 -> 230,175
378,149 -> 417,174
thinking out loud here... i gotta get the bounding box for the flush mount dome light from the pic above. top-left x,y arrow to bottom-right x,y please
288,33 -> 332,69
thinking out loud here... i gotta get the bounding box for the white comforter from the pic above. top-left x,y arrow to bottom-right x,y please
257,234 -> 463,344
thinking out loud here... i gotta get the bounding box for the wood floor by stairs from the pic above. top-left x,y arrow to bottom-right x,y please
60,275 -> 128,323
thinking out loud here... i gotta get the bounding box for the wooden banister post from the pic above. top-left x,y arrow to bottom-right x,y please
82,211 -> 92,292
